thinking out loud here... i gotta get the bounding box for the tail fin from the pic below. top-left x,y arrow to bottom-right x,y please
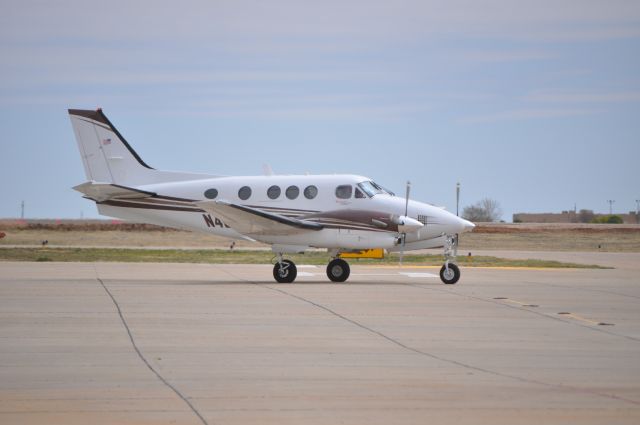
68,109 -> 215,186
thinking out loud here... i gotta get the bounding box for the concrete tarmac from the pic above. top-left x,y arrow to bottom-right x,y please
1,255 -> 639,424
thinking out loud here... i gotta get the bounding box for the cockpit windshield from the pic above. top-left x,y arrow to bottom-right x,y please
358,181 -> 391,197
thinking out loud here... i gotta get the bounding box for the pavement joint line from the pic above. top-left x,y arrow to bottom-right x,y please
409,283 -> 637,343
115,263 -> 640,409
520,279 -> 640,301
94,273 -> 210,425
250,280 -> 640,408
398,283 -> 640,405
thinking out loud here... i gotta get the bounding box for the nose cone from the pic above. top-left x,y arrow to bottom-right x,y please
450,216 -> 475,234
460,218 -> 475,233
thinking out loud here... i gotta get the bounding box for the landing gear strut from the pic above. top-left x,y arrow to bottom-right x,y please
439,234 -> 460,284
273,254 -> 297,283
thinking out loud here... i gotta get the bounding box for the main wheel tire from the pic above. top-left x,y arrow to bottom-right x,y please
439,263 -> 460,284
326,259 -> 350,282
273,260 -> 297,283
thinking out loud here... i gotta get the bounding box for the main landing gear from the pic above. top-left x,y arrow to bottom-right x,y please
272,254 -> 351,284
326,258 -> 350,282
439,234 -> 460,284
273,258 -> 297,283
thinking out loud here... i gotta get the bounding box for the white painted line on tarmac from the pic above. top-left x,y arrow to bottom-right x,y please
297,272 -> 317,277
400,272 -> 439,278
298,265 -> 319,269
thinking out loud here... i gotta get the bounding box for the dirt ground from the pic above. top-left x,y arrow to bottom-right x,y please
1,220 -> 639,252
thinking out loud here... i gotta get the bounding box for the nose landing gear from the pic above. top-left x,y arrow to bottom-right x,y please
440,262 -> 460,284
440,234 -> 461,284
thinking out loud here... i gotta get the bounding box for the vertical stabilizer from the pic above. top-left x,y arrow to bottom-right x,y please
68,109 -> 216,186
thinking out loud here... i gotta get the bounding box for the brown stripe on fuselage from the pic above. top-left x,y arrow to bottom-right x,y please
98,199 -> 204,213
307,219 -> 391,233
135,197 -> 197,207
305,209 -> 399,233
95,191 -> 408,236
95,200 -> 395,233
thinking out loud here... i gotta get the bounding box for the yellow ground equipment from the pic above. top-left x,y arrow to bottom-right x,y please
339,248 -> 385,259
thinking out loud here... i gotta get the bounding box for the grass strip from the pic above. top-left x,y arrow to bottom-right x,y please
0,247 -> 609,269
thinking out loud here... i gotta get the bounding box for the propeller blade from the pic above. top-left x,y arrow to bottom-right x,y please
400,180 -> 411,267
404,181 -> 411,217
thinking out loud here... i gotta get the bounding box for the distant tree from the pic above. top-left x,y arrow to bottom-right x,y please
462,198 -> 503,222
462,205 -> 487,222
591,215 -> 623,224
607,215 -> 623,224
578,209 -> 595,223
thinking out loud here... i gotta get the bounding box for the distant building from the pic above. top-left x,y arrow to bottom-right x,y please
513,210 -> 639,224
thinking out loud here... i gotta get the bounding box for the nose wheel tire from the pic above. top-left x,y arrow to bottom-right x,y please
439,263 -> 460,284
327,259 -> 350,282
273,260 -> 297,283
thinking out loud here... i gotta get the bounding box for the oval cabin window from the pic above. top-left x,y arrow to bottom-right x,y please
238,186 -> 252,200
204,188 -> 218,199
286,186 -> 300,199
267,185 -> 281,199
304,185 -> 318,199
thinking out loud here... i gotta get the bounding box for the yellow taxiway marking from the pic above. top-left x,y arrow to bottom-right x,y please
557,312 -> 614,326
493,300 -> 615,326
493,297 -> 539,307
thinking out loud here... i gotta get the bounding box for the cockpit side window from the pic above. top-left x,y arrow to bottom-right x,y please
355,187 -> 366,199
358,181 -> 386,197
371,181 -> 395,196
335,185 -> 352,199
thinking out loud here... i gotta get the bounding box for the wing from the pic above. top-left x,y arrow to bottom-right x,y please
195,200 -> 323,236
73,181 -> 156,202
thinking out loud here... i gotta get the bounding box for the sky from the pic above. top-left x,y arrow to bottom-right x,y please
1,0 -> 639,221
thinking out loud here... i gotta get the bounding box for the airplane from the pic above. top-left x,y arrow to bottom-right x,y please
68,108 -> 475,284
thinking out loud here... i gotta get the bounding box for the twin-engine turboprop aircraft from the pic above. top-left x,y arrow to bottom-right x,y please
68,109 -> 475,284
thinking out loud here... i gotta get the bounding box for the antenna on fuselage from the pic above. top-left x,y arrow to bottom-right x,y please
262,164 -> 274,176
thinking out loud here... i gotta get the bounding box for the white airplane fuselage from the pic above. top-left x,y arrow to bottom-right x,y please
98,174 -> 473,251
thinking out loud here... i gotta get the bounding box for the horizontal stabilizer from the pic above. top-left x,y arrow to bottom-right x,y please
73,181 -> 156,202
196,200 -> 323,236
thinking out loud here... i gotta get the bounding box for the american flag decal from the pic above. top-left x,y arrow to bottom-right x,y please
102,138 -> 111,145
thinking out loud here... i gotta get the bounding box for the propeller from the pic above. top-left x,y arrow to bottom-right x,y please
399,181 -> 410,266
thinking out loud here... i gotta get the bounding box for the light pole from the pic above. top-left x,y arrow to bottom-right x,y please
607,200 -> 615,215
636,199 -> 639,223
456,182 -> 460,217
